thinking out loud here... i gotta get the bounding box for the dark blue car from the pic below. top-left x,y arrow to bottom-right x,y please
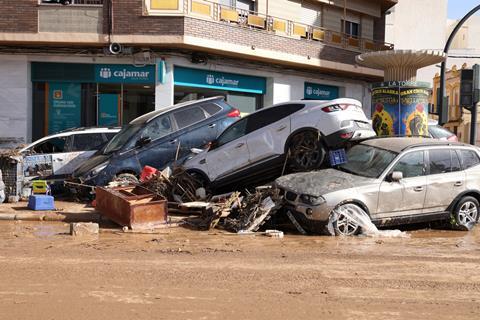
72,97 -> 240,186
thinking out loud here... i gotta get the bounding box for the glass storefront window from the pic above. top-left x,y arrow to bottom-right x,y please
174,86 -> 262,116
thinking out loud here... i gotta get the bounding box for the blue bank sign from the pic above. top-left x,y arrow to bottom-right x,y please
95,64 -> 155,84
304,82 -> 339,100
174,66 -> 266,94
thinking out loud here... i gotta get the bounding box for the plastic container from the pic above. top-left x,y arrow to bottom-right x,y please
140,166 -> 158,182
28,195 -> 55,211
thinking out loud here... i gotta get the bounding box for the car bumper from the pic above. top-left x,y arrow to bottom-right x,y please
324,127 -> 376,148
277,187 -> 334,224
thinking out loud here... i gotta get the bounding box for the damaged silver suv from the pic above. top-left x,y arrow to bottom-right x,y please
275,137 -> 480,235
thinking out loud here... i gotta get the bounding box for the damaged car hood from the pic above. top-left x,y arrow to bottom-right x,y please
73,154 -> 110,177
275,169 -> 374,196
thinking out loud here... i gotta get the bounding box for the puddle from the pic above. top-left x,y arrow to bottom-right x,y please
330,204 -> 408,238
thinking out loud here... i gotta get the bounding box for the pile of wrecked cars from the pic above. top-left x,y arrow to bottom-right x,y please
2,95 -> 479,236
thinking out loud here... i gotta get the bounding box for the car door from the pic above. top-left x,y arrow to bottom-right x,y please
376,150 -> 427,218
172,105 -> 213,160
61,133 -> 108,175
24,136 -> 70,179
246,104 -> 303,163
423,148 -> 465,213
135,114 -> 177,170
204,117 -> 249,180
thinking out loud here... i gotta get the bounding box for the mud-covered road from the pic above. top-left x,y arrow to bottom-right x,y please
0,202 -> 479,319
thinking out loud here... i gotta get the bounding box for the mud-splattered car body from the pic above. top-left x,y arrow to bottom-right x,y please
275,137 -> 480,235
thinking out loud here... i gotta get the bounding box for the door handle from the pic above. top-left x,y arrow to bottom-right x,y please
277,125 -> 287,132
454,181 -> 463,187
235,142 -> 245,149
55,158 -> 64,162
169,139 -> 177,144
413,186 -> 424,192
208,123 -> 216,128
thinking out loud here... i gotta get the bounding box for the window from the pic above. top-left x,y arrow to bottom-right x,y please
428,149 -> 456,175
104,132 -> 117,141
220,0 -> 255,11
142,115 -> 173,140
342,20 -> 360,38
173,107 -> 207,129
71,133 -> 105,151
391,151 -> 425,178
338,144 -> 398,178
246,104 -> 304,133
201,103 -> 222,116
217,118 -> 248,147
32,137 -> 68,154
460,149 -> 480,169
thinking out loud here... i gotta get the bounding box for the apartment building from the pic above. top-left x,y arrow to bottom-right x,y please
0,0 -> 396,143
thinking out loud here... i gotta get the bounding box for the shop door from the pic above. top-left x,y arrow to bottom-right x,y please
98,93 -> 120,126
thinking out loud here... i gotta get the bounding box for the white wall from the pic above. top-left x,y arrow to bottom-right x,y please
0,56 -> 30,144
385,0 -> 447,85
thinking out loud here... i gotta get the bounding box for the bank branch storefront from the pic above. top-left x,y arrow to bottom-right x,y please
31,62 -> 156,140
173,66 -> 267,115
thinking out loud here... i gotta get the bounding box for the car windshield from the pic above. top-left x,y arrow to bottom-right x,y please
102,124 -> 142,154
338,144 -> 398,178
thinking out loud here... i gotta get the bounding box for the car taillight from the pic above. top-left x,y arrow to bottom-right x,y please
321,104 -> 353,113
340,132 -> 354,139
447,135 -> 458,142
227,108 -> 240,118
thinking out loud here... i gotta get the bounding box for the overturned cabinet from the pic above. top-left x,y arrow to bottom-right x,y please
95,186 -> 168,230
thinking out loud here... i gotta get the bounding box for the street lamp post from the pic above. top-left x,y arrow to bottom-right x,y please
439,5 -> 480,144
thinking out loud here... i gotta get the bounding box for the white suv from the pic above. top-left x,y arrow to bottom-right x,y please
20,127 -> 120,181
185,98 -> 375,190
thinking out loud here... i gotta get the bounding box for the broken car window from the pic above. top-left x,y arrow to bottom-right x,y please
392,151 -> 425,178
141,115 -> 173,141
32,137 -> 68,154
338,144 -> 397,178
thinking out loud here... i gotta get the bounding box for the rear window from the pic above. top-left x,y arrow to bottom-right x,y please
201,103 -> 222,116
460,149 -> 480,169
174,107 -> 207,129
429,125 -> 454,139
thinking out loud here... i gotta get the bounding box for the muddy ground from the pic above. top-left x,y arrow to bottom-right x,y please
0,201 -> 479,319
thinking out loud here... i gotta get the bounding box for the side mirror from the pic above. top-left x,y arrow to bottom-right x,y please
390,171 -> 403,182
136,136 -> 152,148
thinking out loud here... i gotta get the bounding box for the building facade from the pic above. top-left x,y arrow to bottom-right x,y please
0,0 -> 396,144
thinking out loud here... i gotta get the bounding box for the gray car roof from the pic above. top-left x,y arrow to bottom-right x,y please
361,137 -> 471,153
130,96 -> 225,125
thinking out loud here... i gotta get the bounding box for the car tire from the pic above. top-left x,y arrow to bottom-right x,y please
452,196 -> 479,231
288,131 -> 326,171
324,203 -> 362,236
113,173 -> 139,185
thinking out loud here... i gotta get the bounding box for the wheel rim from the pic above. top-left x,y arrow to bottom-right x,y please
335,206 -> 360,236
458,201 -> 478,226
290,132 -> 322,169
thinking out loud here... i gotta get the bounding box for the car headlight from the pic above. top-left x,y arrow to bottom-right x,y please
300,194 -> 326,206
87,162 -> 108,179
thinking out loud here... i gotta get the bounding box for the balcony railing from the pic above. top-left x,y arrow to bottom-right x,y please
40,0 -> 103,6
145,0 -> 394,52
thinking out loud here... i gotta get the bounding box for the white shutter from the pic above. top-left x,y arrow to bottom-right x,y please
299,2 -> 321,27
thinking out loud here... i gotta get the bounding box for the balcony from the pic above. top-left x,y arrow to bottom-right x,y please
144,0 -> 393,53
38,1 -> 104,34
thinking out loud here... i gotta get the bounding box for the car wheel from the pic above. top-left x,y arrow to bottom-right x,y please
452,196 -> 479,231
325,203 -> 362,236
113,173 -> 139,185
288,131 -> 325,171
